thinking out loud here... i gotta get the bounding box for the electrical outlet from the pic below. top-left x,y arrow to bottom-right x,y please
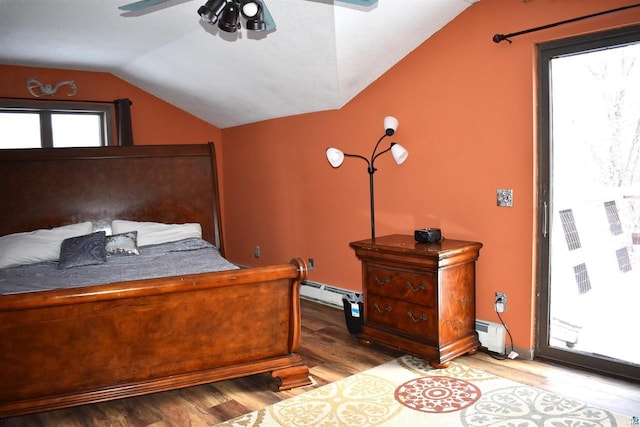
495,292 -> 507,312
254,245 -> 261,258
308,258 -> 315,271
497,189 -> 513,207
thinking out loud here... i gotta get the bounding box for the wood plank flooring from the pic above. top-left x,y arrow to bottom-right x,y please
1,299 -> 638,426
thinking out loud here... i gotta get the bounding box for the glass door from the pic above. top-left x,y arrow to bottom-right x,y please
537,26 -> 640,380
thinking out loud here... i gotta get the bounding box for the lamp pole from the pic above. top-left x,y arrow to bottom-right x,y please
368,164 -> 376,243
343,132 -> 395,243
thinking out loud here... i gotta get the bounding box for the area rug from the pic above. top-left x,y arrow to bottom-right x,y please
217,355 -> 631,427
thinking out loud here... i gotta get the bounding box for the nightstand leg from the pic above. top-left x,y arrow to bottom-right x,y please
430,361 -> 451,369
358,338 -> 373,346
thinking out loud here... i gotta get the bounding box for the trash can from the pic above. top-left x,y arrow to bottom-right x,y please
342,293 -> 363,334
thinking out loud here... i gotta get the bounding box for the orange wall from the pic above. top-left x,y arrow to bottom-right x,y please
0,65 -> 222,146
1,0 -> 638,355
220,0 -> 640,354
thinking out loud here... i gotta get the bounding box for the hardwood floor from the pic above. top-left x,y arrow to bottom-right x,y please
2,299 -> 639,426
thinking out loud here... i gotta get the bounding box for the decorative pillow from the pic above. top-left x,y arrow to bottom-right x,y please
58,231 -> 107,270
111,220 -> 202,247
106,231 -> 140,256
0,221 -> 93,269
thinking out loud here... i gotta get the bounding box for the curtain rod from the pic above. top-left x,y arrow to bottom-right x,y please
493,3 -> 640,44
0,96 -> 131,105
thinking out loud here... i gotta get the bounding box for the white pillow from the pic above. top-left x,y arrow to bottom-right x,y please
0,222 -> 93,269
92,219 -> 113,235
111,220 -> 202,247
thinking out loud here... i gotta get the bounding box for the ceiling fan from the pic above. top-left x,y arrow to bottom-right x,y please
119,0 -> 377,33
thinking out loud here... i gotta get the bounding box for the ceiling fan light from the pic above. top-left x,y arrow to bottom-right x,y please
198,0 -> 227,24
218,1 -> 240,32
241,1 -> 259,18
241,0 -> 266,31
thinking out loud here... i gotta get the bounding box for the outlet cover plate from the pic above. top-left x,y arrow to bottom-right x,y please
497,189 -> 513,207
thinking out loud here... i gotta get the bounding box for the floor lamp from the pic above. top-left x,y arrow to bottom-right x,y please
326,116 -> 408,243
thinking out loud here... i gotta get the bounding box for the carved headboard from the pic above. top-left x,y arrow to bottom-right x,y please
0,143 -> 225,256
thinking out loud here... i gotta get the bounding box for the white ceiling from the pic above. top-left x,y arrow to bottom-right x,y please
0,0 -> 478,128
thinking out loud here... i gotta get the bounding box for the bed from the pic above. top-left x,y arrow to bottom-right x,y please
0,143 -> 311,417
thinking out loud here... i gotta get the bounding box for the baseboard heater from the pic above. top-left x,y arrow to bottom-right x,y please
300,280 -> 352,308
475,319 -> 506,353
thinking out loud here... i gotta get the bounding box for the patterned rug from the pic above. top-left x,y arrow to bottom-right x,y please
217,355 -> 631,427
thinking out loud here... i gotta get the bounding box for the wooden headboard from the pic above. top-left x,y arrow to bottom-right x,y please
0,143 -> 225,256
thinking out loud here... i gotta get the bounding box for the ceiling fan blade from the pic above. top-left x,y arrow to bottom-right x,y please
119,0 -> 173,11
336,0 -> 377,5
262,1 -> 276,31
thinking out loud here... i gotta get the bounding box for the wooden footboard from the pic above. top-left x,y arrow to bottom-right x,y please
0,258 -> 310,417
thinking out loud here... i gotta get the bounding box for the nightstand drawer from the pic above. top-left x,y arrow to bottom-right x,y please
365,265 -> 436,307
366,295 -> 436,341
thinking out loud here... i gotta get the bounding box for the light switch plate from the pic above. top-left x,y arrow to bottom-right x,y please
497,189 -> 513,207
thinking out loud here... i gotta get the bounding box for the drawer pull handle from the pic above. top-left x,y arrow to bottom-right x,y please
405,281 -> 426,293
374,303 -> 392,313
407,311 -> 428,322
373,275 -> 392,286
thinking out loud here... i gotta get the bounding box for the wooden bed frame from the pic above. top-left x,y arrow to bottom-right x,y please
0,143 -> 311,417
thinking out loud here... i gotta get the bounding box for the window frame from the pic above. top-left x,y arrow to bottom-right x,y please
0,100 -> 114,149
536,23 -> 640,380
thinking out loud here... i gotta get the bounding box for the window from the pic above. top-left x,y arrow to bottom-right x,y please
0,102 -> 113,149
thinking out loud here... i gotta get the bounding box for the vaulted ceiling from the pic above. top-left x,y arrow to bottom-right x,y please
0,0 -> 478,128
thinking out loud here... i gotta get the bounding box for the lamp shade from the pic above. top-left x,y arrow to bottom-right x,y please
384,116 -> 399,136
326,147 -> 345,168
391,143 -> 408,165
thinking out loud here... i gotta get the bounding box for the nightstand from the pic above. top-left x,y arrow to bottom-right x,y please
350,234 -> 482,368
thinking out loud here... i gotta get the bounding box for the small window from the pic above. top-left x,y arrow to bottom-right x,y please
559,209 -> 582,251
615,247 -> 632,273
572,263 -> 592,294
0,102 -> 113,149
603,201 -> 623,236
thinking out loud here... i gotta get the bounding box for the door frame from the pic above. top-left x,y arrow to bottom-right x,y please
536,24 -> 640,381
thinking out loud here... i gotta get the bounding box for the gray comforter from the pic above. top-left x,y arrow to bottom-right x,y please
0,238 -> 239,295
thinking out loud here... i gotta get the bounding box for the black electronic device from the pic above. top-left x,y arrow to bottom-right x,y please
414,228 -> 442,244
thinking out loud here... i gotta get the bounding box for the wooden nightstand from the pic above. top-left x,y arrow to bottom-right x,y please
350,234 -> 482,368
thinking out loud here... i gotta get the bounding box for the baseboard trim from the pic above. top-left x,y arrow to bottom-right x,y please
514,346 -> 535,360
